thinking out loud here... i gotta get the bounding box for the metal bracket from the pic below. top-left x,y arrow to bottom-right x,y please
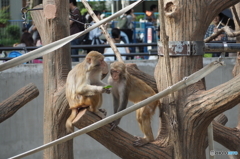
21,7 -> 43,26
69,18 -> 91,29
158,41 -> 205,56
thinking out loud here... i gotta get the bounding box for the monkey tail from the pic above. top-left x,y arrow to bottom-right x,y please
66,108 -> 78,133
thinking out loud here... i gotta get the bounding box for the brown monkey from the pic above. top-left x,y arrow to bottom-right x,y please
65,51 -> 110,133
108,61 -> 159,146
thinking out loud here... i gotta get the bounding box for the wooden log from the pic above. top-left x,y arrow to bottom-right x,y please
72,110 -> 173,159
0,83 -> 39,123
213,120 -> 240,154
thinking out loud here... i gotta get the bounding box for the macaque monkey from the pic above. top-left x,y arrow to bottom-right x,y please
65,51 -> 110,133
108,61 -> 159,146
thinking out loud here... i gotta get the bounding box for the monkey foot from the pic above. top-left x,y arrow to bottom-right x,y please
133,137 -> 149,147
93,109 -> 106,119
110,119 -> 120,130
233,127 -> 240,132
99,108 -> 107,116
77,107 -> 87,112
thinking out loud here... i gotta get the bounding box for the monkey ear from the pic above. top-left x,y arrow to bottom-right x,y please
86,57 -> 91,64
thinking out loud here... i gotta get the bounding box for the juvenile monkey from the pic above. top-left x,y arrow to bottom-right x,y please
108,61 -> 159,146
65,51 -> 110,133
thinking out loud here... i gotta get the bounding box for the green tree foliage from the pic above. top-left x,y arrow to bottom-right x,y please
77,2 -> 107,14
0,6 -> 10,25
6,25 -> 20,39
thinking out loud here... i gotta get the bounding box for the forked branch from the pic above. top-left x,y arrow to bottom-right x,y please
185,72 -> 240,126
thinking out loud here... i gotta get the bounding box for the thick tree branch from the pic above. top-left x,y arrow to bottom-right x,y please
232,3 -> 240,131
186,73 -> 240,125
213,120 -> 240,154
73,110 -> 173,159
182,71 -> 240,159
207,0 -> 240,19
206,74 -> 240,117
0,83 -> 39,123
231,5 -> 240,28
214,113 -> 228,126
198,114 -> 228,151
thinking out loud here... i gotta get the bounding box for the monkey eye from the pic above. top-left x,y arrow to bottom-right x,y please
94,64 -> 100,67
111,70 -> 120,73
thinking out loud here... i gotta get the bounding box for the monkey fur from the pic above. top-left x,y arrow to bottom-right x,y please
65,51 -> 110,133
108,61 -> 159,146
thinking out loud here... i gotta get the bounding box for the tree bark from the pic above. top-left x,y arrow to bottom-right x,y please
154,0 -> 240,158
229,4 -> 240,158
232,3 -> 240,130
73,110 -> 173,159
213,120 -> 240,154
31,1 -> 73,159
0,83 -> 39,123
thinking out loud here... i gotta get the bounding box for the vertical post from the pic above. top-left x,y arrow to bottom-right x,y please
111,0 -> 114,15
143,22 -> 148,53
147,27 -> 153,59
208,123 -> 215,159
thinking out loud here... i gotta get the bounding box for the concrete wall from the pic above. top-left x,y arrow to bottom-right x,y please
10,0 -> 22,20
0,58 -> 238,159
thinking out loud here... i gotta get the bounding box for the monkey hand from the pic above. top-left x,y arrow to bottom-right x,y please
110,119 -> 120,130
102,87 -> 111,94
133,137 -> 149,147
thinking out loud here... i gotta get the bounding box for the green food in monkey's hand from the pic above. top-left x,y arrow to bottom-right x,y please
104,85 -> 112,89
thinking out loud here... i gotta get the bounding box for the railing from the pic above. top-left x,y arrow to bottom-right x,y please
0,41 -> 239,61
1,19 -> 158,47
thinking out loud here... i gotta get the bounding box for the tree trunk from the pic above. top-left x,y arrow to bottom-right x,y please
232,3 -> 240,130
31,1 -> 73,159
154,0 -> 240,158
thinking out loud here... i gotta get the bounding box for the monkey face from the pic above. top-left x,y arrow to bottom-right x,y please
93,57 -> 104,67
109,61 -> 126,81
86,51 -> 105,71
111,69 -> 121,81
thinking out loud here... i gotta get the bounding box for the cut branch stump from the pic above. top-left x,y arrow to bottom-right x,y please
0,83 -> 39,123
